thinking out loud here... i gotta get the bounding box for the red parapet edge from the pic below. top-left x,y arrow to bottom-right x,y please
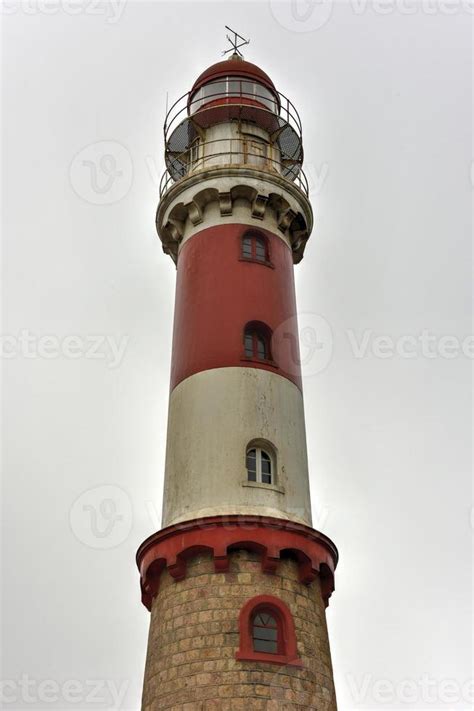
136,515 -> 338,611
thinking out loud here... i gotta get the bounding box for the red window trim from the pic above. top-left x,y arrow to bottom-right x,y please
239,255 -> 275,269
240,355 -> 278,368
236,595 -> 303,667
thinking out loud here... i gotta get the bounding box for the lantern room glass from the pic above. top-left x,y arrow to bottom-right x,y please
190,77 -> 278,113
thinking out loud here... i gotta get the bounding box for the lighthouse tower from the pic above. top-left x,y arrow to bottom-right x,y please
137,44 -> 338,710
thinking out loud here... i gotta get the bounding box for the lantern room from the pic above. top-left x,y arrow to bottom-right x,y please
189,55 -> 280,116
160,54 -> 308,196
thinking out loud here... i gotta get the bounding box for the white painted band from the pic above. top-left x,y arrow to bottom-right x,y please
162,367 -> 312,527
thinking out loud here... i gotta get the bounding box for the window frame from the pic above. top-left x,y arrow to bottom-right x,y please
239,231 -> 273,268
252,608 -> 283,655
242,322 -> 275,365
242,136 -> 269,169
236,595 -> 302,667
189,137 -> 201,169
244,331 -> 269,361
246,446 -> 273,485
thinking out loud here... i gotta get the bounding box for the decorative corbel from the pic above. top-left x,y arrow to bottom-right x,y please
166,218 -> 184,243
277,208 -> 296,234
219,192 -> 233,216
251,194 -> 269,221
186,200 -> 203,226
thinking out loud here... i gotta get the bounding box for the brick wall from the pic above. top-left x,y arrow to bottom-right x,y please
142,550 -> 337,710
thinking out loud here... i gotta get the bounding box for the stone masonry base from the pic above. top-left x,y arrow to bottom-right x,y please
141,550 -> 337,710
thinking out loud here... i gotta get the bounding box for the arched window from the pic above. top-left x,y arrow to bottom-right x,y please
236,595 -> 302,667
243,323 -> 272,362
246,445 -> 273,485
241,232 -> 270,264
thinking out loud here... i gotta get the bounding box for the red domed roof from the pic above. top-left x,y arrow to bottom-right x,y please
191,55 -> 277,95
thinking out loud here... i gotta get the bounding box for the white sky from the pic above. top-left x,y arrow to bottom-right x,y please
2,2 -> 472,710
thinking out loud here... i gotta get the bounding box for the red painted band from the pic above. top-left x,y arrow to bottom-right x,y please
136,515 -> 338,611
170,224 -> 302,391
192,101 -> 282,134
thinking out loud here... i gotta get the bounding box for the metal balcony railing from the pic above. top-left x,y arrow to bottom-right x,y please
159,137 -> 309,198
161,79 -> 306,194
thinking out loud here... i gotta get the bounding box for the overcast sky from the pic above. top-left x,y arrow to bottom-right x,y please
2,2 -> 472,709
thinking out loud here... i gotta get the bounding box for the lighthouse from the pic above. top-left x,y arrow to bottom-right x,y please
137,37 -> 338,709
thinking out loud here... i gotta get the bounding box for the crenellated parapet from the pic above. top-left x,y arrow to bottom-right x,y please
137,515 -> 338,612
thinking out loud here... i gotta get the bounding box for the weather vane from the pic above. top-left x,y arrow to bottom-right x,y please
223,26 -> 250,57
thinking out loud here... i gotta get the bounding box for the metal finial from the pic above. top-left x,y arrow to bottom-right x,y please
222,26 -> 250,57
